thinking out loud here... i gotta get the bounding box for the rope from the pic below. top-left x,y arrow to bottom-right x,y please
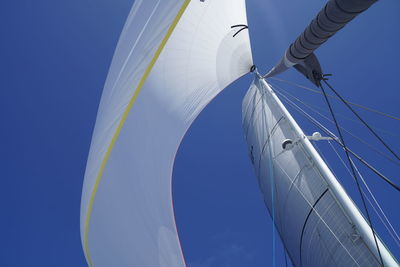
251,83 -> 295,267
284,249 -> 288,267
268,81 -> 400,139
254,83 -> 277,267
319,81 -> 384,266
270,86 -> 400,192
322,79 -> 400,162
274,159 -> 361,267
269,82 -> 400,167
328,141 -> 400,249
265,92 -> 276,267
270,77 -> 400,122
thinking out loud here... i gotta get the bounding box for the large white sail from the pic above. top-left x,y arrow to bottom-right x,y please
80,0 -> 253,266
242,77 -> 398,266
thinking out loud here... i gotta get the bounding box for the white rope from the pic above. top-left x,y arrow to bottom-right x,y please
258,82 -> 361,266
274,159 -> 361,267
267,82 -> 400,256
269,82 -> 400,167
328,141 -> 400,249
269,77 -> 400,122
270,81 -> 400,247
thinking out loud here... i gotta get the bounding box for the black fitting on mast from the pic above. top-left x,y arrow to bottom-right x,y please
250,65 -> 263,79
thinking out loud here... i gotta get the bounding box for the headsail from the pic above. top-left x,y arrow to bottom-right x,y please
242,76 -> 398,266
80,1 -> 253,266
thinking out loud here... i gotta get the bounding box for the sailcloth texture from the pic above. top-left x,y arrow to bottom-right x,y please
80,0 -> 253,266
242,77 -> 398,267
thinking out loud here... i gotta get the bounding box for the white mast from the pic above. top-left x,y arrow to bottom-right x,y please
242,76 -> 398,266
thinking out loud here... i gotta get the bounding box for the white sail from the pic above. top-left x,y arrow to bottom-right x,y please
242,77 -> 398,266
80,0 -> 253,266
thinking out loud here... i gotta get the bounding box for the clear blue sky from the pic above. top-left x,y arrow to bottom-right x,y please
1,0 -> 399,266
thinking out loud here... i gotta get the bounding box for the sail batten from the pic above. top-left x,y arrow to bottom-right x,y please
243,77 -> 398,266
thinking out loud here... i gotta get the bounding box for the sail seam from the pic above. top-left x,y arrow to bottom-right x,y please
83,1 -> 191,266
107,0 -> 162,97
299,188 -> 329,267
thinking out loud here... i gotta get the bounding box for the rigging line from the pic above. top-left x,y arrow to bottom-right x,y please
271,154 -> 276,267
363,190 -> 400,249
245,86 -> 268,137
338,148 -> 400,249
258,86 -> 291,267
329,141 -> 400,248
274,84 -> 400,191
274,159 -> 361,267
312,140 -> 358,225
270,86 -> 400,192
269,82 -> 400,167
262,82 -> 358,265
315,140 -> 400,262
319,81 -> 384,267
312,142 -> 370,264
300,188 -> 330,267
264,83 -> 358,266
320,134 -> 400,249
269,81 -> 400,139
269,77 -> 400,122
314,225 -> 341,266
283,245 -> 289,267
269,123 -> 277,267
258,87 -> 277,267
322,79 -> 400,162
354,182 -> 400,250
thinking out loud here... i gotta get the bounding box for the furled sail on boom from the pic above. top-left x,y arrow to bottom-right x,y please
242,77 -> 398,266
80,1 -> 253,266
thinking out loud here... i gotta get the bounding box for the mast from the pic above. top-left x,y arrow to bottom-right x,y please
242,76 -> 398,266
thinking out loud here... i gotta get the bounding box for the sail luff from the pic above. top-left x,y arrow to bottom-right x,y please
80,1 -> 253,266
258,78 -> 396,266
243,77 -> 398,266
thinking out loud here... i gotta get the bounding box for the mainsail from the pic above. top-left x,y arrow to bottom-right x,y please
242,77 -> 398,266
80,0 -> 253,266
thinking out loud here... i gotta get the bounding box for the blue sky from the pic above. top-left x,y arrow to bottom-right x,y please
1,0 -> 399,266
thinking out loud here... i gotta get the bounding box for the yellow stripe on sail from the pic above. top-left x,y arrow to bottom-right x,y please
83,1 -> 191,266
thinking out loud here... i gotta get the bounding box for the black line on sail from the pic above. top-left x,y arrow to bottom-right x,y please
260,117 -> 285,155
299,188 -> 329,267
231,24 -> 248,37
319,82 -> 385,267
